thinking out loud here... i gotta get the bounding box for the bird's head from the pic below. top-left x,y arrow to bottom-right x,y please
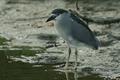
46,9 -> 68,22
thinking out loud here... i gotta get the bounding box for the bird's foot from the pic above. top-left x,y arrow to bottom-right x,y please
63,66 -> 69,70
63,66 -> 77,71
63,65 -> 72,70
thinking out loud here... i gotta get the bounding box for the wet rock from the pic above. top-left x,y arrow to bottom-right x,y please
37,33 -> 58,41
81,67 -> 94,74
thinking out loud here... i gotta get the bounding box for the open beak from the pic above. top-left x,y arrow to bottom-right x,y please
46,15 -> 56,22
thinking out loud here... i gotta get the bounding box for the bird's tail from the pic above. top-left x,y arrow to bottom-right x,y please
94,37 -> 101,50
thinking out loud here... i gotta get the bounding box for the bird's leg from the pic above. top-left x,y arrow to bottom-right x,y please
74,69 -> 78,80
64,47 -> 71,69
74,48 -> 78,70
65,70 -> 69,80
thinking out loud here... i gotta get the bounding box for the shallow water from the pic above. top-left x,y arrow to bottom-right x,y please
0,50 -> 112,80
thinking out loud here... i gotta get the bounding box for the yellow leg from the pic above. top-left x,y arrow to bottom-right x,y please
65,47 -> 71,69
74,48 -> 78,70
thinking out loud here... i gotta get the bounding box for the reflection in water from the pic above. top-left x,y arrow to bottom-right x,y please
65,70 -> 78,80
74,70 -> 78,80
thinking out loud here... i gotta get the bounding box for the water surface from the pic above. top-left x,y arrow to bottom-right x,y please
0,50 -> 107,80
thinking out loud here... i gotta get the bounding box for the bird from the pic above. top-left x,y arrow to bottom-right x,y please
46,8 -> 100,70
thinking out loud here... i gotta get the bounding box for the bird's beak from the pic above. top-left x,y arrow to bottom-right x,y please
46,15 -> 56,22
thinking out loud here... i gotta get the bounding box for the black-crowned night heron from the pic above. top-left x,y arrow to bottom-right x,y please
46,9 -> 100,69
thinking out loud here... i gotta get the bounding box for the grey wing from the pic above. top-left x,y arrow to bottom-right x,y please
70,22 -> 100,49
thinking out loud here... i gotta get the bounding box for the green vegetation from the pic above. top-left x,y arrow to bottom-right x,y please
0,36 -> 8,45
6,46 -> 46,57
3,50 -> 42,57
12,46 -> 46,51
12,46 -> 32,50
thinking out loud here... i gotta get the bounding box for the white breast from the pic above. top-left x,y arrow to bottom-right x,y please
55,13 -> 72,40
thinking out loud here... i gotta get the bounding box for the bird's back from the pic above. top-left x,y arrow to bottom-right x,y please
55,12 -> 100,49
